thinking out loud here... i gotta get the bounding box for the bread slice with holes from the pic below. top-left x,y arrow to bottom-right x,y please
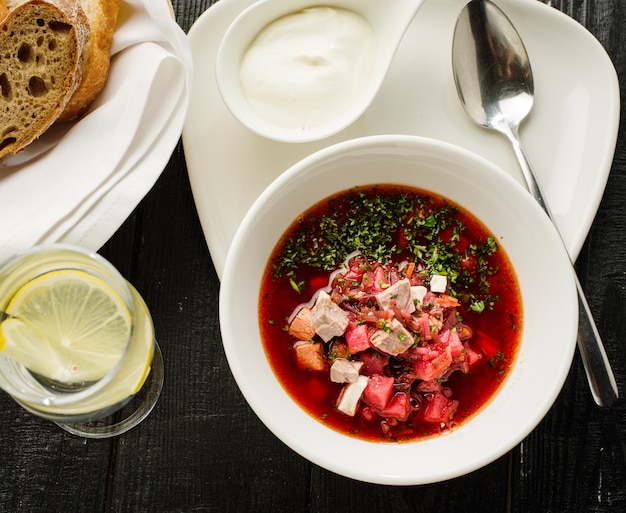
0,0 -> 89,158
3,0 -> 123,123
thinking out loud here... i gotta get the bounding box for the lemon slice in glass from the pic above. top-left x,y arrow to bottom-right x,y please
0,269 -> 132,385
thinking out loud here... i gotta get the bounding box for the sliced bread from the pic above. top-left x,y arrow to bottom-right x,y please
2,0 -> 121,122
0,0 -> 89,158
57,0 -> 121,121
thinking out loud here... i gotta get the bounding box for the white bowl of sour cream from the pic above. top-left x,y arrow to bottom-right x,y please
216,0 -> 425,143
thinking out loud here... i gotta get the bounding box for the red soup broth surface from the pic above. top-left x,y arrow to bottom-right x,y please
259,184 -> 522,442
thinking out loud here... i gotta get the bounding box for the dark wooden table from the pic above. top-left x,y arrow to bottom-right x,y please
1,0 -> 625,511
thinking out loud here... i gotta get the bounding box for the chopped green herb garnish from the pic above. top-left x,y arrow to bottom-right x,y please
470,301 -> 485,313
289,278 -> 305,293
272,186 -> 502,309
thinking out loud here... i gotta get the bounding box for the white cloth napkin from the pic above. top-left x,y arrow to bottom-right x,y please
0,0 -> 193,263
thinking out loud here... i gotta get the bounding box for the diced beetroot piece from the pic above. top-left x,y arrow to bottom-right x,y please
404,345 -> 429,363
422,291 -> 437,307
430,349 -> 452,372
360,406 -> 378,423
379,392 -> 412,422
344,268 -> 364,283
418,312 -> 433,341
345,323 -> 371,354
465,345 -> 484,368
441,310 -> 458,332
447,330 -> 464,360
357,308 -> 394,325
412,345 -> 452,381
372,266 -> 388,292
363,374 -> 395,410
422,392 -> 459,424
359,350 -> 389,376
439,331 -> 465,362
413,359 -> 436,381
415,379 -> 442,394
360,270 -> 375,292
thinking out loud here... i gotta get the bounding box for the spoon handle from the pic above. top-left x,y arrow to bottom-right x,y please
574,272 -> 620,407
505,124 -> 619,408
507,126 -> 551,215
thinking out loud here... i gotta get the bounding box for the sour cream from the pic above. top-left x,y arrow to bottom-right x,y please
239,6 -> 377,131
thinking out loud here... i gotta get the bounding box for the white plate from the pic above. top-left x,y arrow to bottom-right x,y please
183,0 -> 620,279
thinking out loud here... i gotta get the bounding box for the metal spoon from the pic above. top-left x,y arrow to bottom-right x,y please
452,0 -> 618,407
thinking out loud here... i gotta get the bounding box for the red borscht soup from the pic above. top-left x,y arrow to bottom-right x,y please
259,185 -> 522,442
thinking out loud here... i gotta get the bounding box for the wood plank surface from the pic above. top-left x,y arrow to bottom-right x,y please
0,0 -> 624,512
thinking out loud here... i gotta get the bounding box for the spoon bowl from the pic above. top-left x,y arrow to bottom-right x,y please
216,0 -> 425,143
453,1 -> 534,133
452,0 -> 618,407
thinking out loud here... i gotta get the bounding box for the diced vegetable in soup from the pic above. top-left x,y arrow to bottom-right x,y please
259,185 -> 521,442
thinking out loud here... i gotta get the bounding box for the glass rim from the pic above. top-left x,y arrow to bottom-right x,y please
0,243 -> 135,408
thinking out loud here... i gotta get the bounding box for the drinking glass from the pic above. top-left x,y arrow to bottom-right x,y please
0,244 -> 163,438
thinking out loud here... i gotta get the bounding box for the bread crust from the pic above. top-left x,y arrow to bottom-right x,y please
0,0 -> 122,122
57,0 -> 122,121
0,0 -> 89,158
